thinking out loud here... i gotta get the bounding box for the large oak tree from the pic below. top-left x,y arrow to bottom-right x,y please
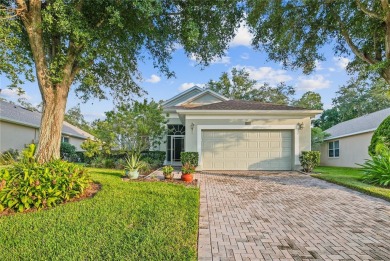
246,0 -> 390,87
0,0 -> 243,163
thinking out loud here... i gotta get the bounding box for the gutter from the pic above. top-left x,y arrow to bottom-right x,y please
324,128 -> 376,141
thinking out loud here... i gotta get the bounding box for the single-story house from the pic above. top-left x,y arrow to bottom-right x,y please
0,100 -> 93,152
320,108 -> 390,168
155,86 -> 321,171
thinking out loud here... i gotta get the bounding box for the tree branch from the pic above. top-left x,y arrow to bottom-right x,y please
17,0 -> 52,96
355,0 -> 384,21
337,17 -> 377,65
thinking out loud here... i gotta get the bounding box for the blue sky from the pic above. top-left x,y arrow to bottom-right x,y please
0,24 -> 352,122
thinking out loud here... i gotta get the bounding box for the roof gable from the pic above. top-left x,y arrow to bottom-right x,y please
162,86 -> 203,108
325,108 -> 390,140
178,100 -> 309,111
178,89 -> 228,107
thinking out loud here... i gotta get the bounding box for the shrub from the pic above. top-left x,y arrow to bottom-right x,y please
0,160 -> 90,212
138,161 -> 152,175
140,151 -> 166,165
358,149 -> 390,187
369,115 -> 390,156
180,152 -> 199,166
299,151 -> 320,173
60,142 -> 77,161
162,165 -> 174,175
0,149 -> 19,165
21,144 -> 36,163
81,138 -> 101,159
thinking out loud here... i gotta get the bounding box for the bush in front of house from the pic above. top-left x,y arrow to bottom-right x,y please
60,142 -> 77,161
140,151 -> 166,165
369,115 -> 390,156
0,146 -> 90,213
180,152 -> 199,166
359,147 -> 390,187
299,151 -> 320,173
0,149 -> 19,165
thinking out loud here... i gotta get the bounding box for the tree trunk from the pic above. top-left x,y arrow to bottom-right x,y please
35,85 -> 69,163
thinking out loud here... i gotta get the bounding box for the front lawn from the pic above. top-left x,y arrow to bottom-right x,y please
312,166 -> 390,201
0,168 -> 199,260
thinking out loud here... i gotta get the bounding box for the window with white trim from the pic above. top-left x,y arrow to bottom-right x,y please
62,136 -> 70,143
328,140 -> 339,158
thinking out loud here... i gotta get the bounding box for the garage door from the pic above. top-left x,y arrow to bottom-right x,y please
202,130 -> 292,170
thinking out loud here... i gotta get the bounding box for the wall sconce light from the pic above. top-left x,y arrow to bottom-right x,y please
297,122 -> 304,130
191,122 -> 195,132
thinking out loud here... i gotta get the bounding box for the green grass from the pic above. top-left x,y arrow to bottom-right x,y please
312,166 -> 390,201
0,168 -> 199,261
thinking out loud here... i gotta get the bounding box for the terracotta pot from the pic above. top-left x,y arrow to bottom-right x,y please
181,173 -> 193,182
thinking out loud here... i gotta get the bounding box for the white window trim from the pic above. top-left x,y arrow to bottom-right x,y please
196,125 -> 299,169
328,140 -> 340,158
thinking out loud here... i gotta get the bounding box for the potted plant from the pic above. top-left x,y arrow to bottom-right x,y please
162,165 -> 174,179
181,163 -> 195,182
124,154 -> 144,179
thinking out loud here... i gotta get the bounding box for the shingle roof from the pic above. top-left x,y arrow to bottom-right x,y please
0,100 -> 93,139
175,100 -> 307,111
324,108 -> 390,140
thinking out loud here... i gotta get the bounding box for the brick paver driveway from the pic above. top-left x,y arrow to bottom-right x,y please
197,171 -> 390,261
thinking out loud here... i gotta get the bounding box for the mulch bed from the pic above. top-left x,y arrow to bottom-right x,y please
0,182 -> 101,217
122,177 -> 198,187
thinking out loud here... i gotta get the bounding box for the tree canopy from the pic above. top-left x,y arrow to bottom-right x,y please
246,0 -> 390,87
0,1 -> 243,162
206,67 -> 323,108
64,105 -> 91,133
292,91 -> 323,110
92,100 -> 167,153
315,78 -> 390,130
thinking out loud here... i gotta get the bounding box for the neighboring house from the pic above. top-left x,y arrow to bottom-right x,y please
0,100 -> 93,152
320,108 -> 390,168
156,86 -> 321,171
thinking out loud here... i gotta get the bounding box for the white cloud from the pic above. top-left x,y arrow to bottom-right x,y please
333,57 -> 350,70
296,75 -> 331,91
328,67 -> 335,72
145,74 -> 161,83
235,65 -> 293,85
190,53 -> 230,65
230,22 -> 252,47
314,60 -> 323,71
211,56 -> 231,65
179,82 -> 205,91
240,53 -> 250,60
0,88 -> 31,100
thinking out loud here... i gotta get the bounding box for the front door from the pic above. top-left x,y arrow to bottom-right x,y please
171,135 -> 185,163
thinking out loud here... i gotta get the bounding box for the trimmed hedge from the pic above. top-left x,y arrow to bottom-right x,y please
180,152 -> 199,166
369,115 -> 390,156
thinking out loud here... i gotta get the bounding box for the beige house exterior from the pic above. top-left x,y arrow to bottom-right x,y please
158,86 -> 321,171
320,108 -> 390,168
0,101 -> 93,152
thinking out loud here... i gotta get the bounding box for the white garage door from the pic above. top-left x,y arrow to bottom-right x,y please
202,130 -> 292,170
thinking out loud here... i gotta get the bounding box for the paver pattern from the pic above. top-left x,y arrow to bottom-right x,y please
197,171 -> 390,261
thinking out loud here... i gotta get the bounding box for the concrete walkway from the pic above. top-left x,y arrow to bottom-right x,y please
196,171 -> 390,261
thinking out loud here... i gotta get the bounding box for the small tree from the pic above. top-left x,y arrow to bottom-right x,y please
80,138 -> 102,160
369,116 -> 390,156
311,127 -> 330,151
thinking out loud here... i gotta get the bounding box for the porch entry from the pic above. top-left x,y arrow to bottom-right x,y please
167,124 -> 185,164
